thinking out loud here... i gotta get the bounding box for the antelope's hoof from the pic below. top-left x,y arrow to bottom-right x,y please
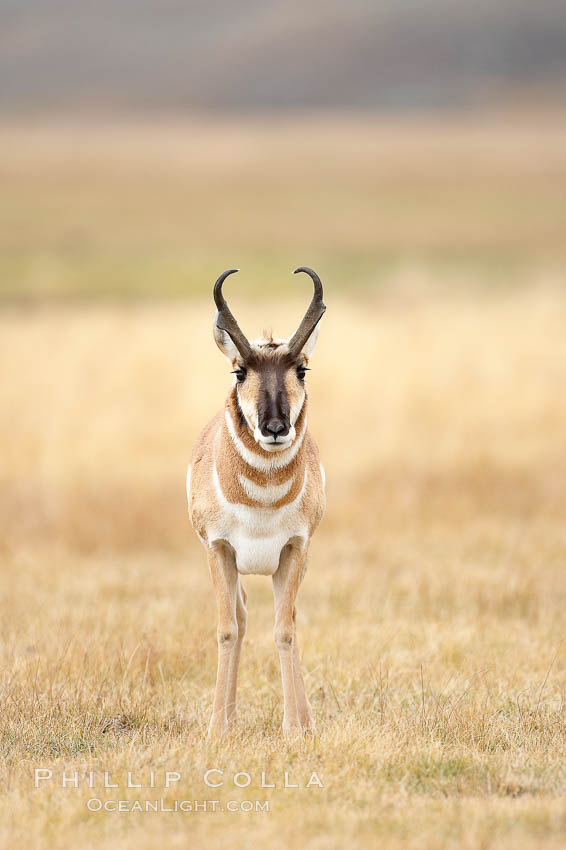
282,718 -> 303,737
283,714 -> 315,736
207,716 -> 228,740
299,715 -> 315,733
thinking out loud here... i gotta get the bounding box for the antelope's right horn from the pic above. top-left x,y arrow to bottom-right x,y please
213,269 -> 252,360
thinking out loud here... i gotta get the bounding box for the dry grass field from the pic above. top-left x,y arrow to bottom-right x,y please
1,118 -> 566,848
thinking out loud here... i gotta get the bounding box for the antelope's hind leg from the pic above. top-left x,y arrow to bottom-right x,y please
207,544 -> 239,739
272,544 -> 313,735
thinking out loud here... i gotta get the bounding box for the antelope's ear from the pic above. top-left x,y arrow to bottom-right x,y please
300,317 -> 323,360
213,311 -> 240,363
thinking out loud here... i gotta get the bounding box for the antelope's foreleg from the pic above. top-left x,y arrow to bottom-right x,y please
207,544 -> 238,739
291,608 -> 314,730
225,579 -> 247,724
272,544 -> 309,735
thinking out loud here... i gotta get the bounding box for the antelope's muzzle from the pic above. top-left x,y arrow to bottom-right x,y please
259,389 -> 290,442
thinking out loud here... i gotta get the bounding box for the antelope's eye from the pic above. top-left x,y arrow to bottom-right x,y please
296,366 -> 308,382
232,368 -> 247,383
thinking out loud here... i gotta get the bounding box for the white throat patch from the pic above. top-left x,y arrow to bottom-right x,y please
225,408 -> 307,473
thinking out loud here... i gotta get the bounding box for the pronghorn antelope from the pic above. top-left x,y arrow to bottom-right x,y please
187,267 -> 326,738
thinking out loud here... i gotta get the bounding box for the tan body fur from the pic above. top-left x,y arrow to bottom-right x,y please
188,387 -> 325,567
187,268 -> 326,738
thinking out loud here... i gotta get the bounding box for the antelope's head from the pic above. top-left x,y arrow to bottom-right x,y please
213,267 -> 325,453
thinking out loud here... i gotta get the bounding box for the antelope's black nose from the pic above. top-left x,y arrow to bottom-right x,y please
264,418 -> 286,437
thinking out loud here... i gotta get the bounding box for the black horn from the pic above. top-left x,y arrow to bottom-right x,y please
288,267 -> 326,357
213,269 -> 252,359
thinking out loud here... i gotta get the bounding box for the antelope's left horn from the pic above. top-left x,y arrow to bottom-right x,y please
287,267 -> 326,357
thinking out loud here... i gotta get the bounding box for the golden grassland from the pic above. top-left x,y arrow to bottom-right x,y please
1,114 -> 566,299
1,115 -> 566,847
1,280 -> 566,848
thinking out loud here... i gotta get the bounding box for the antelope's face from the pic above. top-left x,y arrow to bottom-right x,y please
231,343 -> 309,452
212,267 -> 325,453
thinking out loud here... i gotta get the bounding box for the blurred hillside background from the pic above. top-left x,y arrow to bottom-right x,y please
0,0 -> 565,299
2,0 -> 566,112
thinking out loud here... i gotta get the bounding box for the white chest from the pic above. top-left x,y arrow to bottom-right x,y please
209,464 -> 309,575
